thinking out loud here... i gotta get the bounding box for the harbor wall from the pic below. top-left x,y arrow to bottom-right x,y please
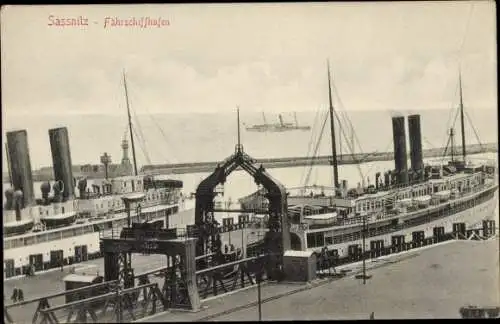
142,143 -> 497,175
2,143 -> 496,182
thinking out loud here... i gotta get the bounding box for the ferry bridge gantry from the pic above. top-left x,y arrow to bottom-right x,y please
193,139 -> 290,280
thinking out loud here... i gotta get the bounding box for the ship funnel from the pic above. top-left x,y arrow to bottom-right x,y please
6,130 -> 35,208
408,114 -> 423,181
49,127 -> 75,202
4,188 -> 14,210
391,116 -> 408,185
13,189 -> 23,221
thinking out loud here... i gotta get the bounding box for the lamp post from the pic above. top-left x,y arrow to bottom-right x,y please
356,212 -> 372,284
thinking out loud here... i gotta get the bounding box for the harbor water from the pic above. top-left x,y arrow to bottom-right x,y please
3,152 -> 498,225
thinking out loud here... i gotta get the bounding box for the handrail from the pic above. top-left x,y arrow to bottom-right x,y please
38,283 -> 157,313
5,280 -> 119,309
196,255 -> 264,276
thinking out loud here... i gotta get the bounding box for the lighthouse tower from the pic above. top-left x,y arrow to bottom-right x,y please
120,132 -> 133,175
121,137 -> 130,166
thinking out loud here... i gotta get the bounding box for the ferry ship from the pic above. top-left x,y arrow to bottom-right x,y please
239,66 -> 498,258
245,112 -> 311,132
2,74 -> 193,279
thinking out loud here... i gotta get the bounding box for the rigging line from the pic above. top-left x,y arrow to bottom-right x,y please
359,138 -> 394,182
303,109 -> 322,162
440,81 -> 461,152
129,116 -> 150,162
423,136 -> 437,150
305,111 -> 328,163
440,132 -> 452,165
458,3 -> 475,64
303,111 -> 329,188
300,109 -> 327,185
132,124 -> 152,166
325,73 -> 363,180
131,108 -> 148,154
332,107 -> 364,182
437,1 -> 474,153
131,115 -> 149,159
464,110 -> 484,150
140,107 -> 177,163
140,113 -> 172,164
123,76 -> 149,164
331,80 -> 364,155
300,108 -> 323,186
302,112 -> 328,189
126,79 -> 177,162
331,90 -> 359,155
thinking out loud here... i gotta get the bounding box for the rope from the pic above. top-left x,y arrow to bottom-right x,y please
465,110 -> 484,151
300,108 -> 323,186
126,77 -> 175,165
132,124 -> 152,166
440,3 -> 475,150
458,3 -> 475,62
331,98 -> 365,182
360,139 -> 394,179
331,81 -> 364,156
302,111 -> 329,189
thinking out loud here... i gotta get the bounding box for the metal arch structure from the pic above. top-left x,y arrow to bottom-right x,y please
195,144 -> 290,279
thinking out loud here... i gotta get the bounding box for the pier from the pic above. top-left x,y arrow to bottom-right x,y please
142,143 -> 496,175
2,143 -> 496,182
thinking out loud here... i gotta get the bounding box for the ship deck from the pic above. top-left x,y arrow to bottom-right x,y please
141,238 -> 499,321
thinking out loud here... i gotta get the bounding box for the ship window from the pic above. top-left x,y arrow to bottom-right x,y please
62,207 -> 65,213
24,237 -> 35,246
325,236 -> 333,245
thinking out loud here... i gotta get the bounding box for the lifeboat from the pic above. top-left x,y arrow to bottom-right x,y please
413,195 -> 431,208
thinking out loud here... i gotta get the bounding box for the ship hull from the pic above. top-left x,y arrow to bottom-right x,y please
302,188 -> 497,257
3,202 -> 194,279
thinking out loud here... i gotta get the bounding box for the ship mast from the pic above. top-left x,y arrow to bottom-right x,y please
458,69 -> 467,163
123,71 -> 138,176
327,60 -> 339,189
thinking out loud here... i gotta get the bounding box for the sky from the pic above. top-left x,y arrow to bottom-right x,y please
1,1 -> 497,118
